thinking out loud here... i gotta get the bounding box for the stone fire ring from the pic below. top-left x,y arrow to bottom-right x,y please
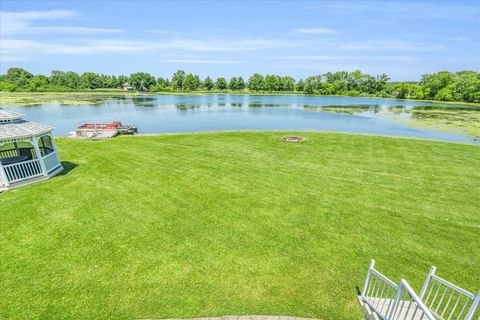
279,136 -> 305,142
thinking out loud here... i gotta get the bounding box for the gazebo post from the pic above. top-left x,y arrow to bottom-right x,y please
48,133 -> 61,164
32,136 -> 48,176
13,141 -> 20,156
0,161 -> 10,188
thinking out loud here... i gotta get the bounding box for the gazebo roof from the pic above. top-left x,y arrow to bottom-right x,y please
0,108 -> 53,141
0,108 -> 24,122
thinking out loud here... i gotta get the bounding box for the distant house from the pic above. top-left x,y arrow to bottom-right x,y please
123,83 -> 135,91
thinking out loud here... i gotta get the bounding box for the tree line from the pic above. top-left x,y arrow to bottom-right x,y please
1,67 -> 479,103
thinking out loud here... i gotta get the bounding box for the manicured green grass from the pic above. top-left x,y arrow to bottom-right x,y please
1,132 -> 479,320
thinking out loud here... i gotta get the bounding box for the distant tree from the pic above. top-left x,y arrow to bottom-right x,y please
155,77 -> 170,91
203,76 -> 214,90
1,67 -> 478,103
295,79 -> 305,92
303,79 -> 316,94
420,71 -> 455,99
50,70 -> 67,87
5,68 -> 33,89
129,72 -> 156,92
237,77 -> 246,90
229,77 -> 238,90
248,73 -> 265,91
303,76 -> 321,94
215,77 -> 228,90
394,82 -> 424,99
280,76 -> 295,91
171,70 -> 186,90
80,72 -> 102,90
117,75 -> 129,87
63,71 -> 80,89
184,73 -> 200,91
374,73 -> 390,93
435,85 -> 455,101
28,75 -> 49,92
264,74 -> 280,91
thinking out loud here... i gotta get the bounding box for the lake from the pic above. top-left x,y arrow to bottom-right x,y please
3,94 -> 480,144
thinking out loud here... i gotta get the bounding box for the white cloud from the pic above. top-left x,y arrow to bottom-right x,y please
0,10 -> 121,35
0,36 -> 287,62
339,40 -> 444,51
277,55 -> 416,61
154,39 -> 284,52
0,39 -> 148,61
447,36 -> 470,41
159,59 -> 245,64
292,28 -> 339,34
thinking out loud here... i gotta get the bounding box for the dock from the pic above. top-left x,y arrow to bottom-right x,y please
69,129 -> 118,140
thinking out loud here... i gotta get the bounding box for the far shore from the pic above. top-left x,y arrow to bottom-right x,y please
1,90 -> 480,107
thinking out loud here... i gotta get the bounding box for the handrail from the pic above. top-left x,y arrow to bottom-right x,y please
389,279 -> 436,320
371,268 -> 398,288
431,275 -> 475,299
420,266 -> 479,320
360,261 -> 478,320
361,260 -> 400,319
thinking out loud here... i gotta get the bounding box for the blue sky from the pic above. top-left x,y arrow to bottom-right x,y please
1,0 -> 479,81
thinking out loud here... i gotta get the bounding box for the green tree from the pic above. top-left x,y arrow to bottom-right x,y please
4,67 -> 33,90
117,75 -> 129,88
184,73 -> 200,91
154,77 -> 170,91
280,76 -> 295,91
435,85 -> 455,101
202,76 -> 214,90
295,79 -> 305,92
237,77 -> 246,90
171,70 -> 186,90
80,72 -> 102,90
421,71 -> 454,99
129,72 -> 156,92
264,74 -> 280,91
248,73 -> 265,91
28,75 -> 49,92
215,77 -> 227,90
229,77 -> 238,90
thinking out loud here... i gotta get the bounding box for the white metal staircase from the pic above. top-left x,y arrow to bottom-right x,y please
359,260 -> 479,320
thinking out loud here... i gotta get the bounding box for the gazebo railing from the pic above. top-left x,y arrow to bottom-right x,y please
2,159 -> 43,183
0,147 -> 36,159
0,147 -> 54,160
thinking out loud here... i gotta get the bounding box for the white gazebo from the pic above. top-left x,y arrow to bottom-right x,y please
0,108 -> 63,191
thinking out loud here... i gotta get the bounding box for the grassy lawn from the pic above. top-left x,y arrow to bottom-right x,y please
1,132 -> 479,319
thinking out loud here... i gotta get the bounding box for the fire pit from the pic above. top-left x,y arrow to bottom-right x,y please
279,136 -> 305,142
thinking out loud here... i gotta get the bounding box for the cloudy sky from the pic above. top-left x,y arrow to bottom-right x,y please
1,0 -> 479,80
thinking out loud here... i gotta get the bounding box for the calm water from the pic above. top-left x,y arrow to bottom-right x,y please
4,95 -> 480,144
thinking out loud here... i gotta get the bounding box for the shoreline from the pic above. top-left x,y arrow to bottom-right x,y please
58,130 -> 479,146
1,91 -> 479,107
